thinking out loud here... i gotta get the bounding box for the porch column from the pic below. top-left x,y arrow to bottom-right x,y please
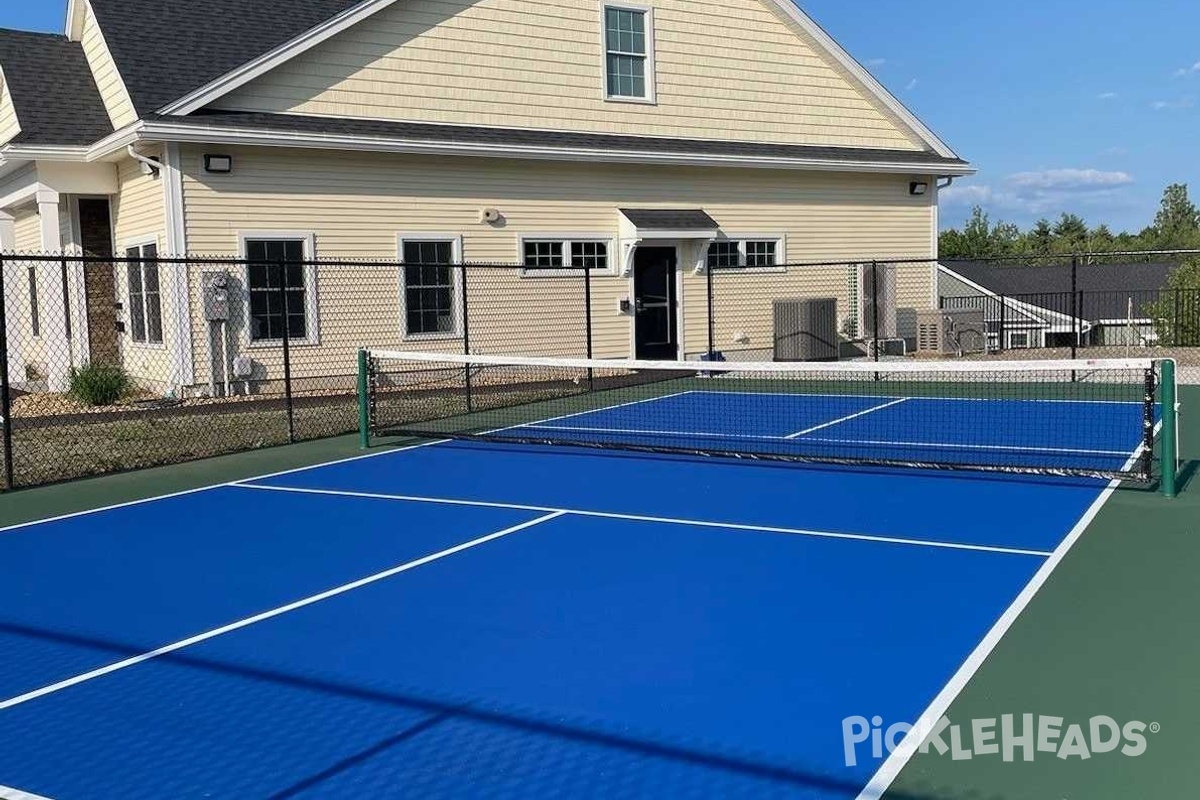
35,190 -> 71,391
0,210 -> 22,387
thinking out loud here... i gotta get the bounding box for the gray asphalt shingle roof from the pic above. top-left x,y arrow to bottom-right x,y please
943,261 -> 1179,321
89,0 -> 366,115
0,29 -> 113,146
168,110 -> 969,166
619,209 -> 719,229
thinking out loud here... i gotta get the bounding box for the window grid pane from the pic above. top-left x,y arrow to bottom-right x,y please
570,241 -> 608,270
605,6 -> 647,97
707,241 -> 741,270
403,241 -> 457,336
246,239 -> 308,342
126,261 -> 146,342
745,240 -> 778,267
523,241 -> 565,270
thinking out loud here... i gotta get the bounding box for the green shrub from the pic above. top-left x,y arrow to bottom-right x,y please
68,363 -> 133,407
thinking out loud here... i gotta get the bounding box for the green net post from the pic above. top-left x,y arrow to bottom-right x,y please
357,348 -> 371,450
1161,359 -> 1178,498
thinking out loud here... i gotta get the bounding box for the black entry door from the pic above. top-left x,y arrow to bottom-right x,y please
633,247 -> 678,360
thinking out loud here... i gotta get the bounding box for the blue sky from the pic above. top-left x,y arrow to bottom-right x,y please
6,1 -> 1198,233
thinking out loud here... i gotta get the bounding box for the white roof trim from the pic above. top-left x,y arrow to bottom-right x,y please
764,0 -> 960,160
137,120 -> 974,175
159,0 -> 398,116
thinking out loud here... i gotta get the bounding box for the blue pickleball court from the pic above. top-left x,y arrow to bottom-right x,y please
0,382 -> 1158,799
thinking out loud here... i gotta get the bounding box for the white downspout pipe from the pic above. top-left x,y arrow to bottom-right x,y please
126,145 -> 160,176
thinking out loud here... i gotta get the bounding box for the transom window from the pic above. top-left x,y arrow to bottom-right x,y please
522,239 -> 611,274
401,239 -> 459,337
706,239 -> 782,270
245,238 -> 312,342
125,242 -> 163,344
604,6 -> 653,100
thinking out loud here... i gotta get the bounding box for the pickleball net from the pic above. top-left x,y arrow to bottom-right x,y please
358,350 -> 1178,486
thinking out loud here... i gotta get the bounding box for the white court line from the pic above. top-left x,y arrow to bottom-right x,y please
799,435 -> 1132,457
0,512 -> 566,713
0,785 -> 54,800
692,389 -> 1146,406
492,391 -> 693,430
854,423 -> 1159,800
0,439 -> 452,537
785,398 -> 909,439
234,483 -> 1053,559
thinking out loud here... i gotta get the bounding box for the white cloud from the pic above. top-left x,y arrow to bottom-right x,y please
1097,92 -> 1118,100
939,169 -> 1135,217
1006,169 -> 1134,191
1152,97 -> 1195,110
1174,61 -> 1200,77
865,58 -> 886,68
904,77 -> 918,91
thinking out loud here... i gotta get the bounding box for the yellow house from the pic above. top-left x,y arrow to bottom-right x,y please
0,0 -> 972,396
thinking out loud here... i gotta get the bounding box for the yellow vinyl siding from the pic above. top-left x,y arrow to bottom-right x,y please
0,71 -> 20,146
79,0 -> 137,129
217,0 -> 921,150
13,204 -> 40,251
111,156 -> 176,388
178,145 -> 933,386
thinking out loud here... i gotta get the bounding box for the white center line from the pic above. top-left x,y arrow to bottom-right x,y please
785,398 -> 909,439
0,511 -> 566,712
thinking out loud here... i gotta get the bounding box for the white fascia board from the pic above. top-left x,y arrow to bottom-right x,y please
138,121 -> 975,176
763,0 -> 961,161
65,0 -> 86,39
86,121 -> 145,161
1,145 -> 90,163
160,0 -> 400,116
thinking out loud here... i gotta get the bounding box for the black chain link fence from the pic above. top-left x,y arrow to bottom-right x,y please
2,249 -> 1198,490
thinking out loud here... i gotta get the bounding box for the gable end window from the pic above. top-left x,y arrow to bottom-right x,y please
604,6 -> 654,101
126,243 -> 163,344
706,239 -> 782,270
244,237 -> 318,344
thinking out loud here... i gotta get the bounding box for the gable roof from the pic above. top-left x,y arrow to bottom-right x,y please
96,0 -> 962,161
0,29 -> 112,146
87,0 -> 366,117
941,261 -> 1179,322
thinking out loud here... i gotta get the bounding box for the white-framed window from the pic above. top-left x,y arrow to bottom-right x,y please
240,233 -> 319,345
520,236 -> 614,276
603,4 -> 655,102
125,241 -> 163,344
1007,330 -> 1031,349
706,237 -> 785,270
399,235 -> 462,340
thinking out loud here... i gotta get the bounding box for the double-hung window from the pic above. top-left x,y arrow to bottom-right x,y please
706,239 -> 782,270
522,239 -> 611,275
604,5 -> 654,101
126,242 -> 163,344
245,237 -> 316,343
401,238 -> 460,338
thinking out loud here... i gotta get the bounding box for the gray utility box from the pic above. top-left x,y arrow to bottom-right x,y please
774,298 -> 839,361
916,308 -> 987,355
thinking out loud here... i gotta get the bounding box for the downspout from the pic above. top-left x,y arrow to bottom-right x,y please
126,145 -> 161,176
937,176 -> 955,190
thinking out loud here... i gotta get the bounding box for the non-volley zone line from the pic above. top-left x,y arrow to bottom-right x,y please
232,483 -> 1054,558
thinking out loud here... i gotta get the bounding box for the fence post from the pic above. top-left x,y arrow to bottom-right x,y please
1160,359 -> 1178,499
460,263 -> 473,412
998,294 -> 1006,352
0,256 -> 13,490
277,261 -> 295,444
357,348 -> 371,450
1070,256 -> 1080,360
583,262 -> 594,390
706,258 -> 715,358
